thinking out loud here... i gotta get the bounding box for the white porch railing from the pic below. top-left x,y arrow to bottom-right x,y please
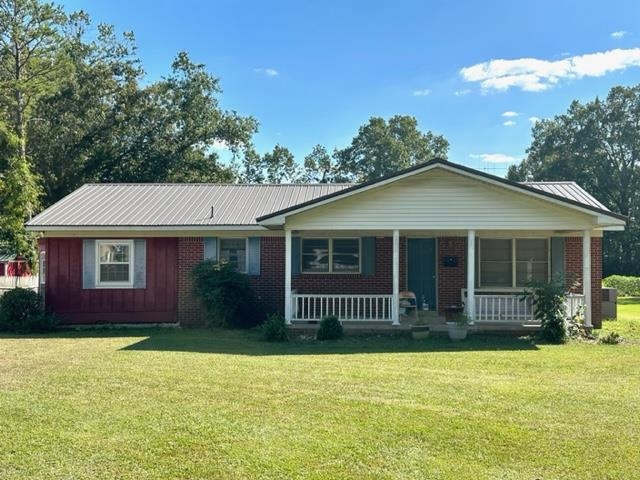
0,275 -> 38,291
462,290 -> 586,324
292,294 -> 393,322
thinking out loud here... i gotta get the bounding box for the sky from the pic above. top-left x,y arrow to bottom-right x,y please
63,0 -> 640,176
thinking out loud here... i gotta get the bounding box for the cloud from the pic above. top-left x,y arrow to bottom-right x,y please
611,30 -> 628,39
254,67 -> 279,76
502,120 -> 516,127
528,116 -> 541,124
454,89 -> 471,96
470,153 -> 520,163
459,48 -> 640,92
501,111 -> 519,117
413,89 -> 431,96
211,140 -> 230,151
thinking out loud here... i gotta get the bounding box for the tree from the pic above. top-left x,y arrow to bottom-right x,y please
237,144 -> 300,183
508,84 -> 640,275
334,115 -> 449,182
302,144 -> 337,183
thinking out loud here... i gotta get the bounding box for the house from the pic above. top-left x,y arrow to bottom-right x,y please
26,159 -> 626,330
0,253 -> 33,289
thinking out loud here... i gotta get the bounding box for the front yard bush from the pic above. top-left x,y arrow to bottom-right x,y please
603,275 -> 640,296
192,261 -> 263,329
0,288 -> 57,333
525,277 -> 568,343
260,313 -> 288,342
317,315 -> 343,340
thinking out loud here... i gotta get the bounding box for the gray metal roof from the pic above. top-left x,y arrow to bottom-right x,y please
522,181 -> 610,211
27,183 -> 353,227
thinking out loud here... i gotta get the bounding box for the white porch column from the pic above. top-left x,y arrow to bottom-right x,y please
583,230 -> 592,328
392,229 -> 400,326
284,229 -> 292,325
466,230 -> 476,321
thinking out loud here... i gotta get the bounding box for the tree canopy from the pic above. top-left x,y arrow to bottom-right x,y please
508,84 -> 640,275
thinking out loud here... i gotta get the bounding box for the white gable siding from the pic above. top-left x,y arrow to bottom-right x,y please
286,169 -> 597,230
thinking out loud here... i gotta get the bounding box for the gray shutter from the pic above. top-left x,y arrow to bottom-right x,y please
204,237 -> 218,261
291,236 -> 301,276
82,239 -> 96,289
133,240 -> 146,288
361,237 -> 375,276
551,237 -> 565,282
247,237 -> 261,276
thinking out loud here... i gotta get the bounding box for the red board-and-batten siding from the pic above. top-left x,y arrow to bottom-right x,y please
42,237 -> 178,324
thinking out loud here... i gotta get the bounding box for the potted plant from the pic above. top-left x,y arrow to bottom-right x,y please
446,313 -> 470,341
411,317 -> 430,340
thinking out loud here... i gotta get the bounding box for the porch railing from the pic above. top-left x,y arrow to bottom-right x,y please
0,275 -> 38,291
292,294 -> 394,322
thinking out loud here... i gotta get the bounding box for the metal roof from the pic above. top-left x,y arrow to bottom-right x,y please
522,181 -> 610,211
27,183 -> 353,227
0,253 -> 16,262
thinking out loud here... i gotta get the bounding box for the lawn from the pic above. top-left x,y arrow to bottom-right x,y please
1,307 -> 639,479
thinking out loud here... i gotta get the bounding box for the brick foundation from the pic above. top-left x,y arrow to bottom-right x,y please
565,236 -> 603,328
437,237 -> 466,315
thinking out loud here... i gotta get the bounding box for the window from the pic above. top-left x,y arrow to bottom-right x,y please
219,238 -> 247,272
479,238 -> 549,288
302,238 -> 360,273
96,240 -> 133,287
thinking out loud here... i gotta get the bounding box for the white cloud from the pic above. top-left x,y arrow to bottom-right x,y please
211,140 -> 230,151
413,89 -> 431,96
454,89 -> 471,96
502,120 -> 516,127
470,153 -> 520,163
528,116 -> 541,124
501,111 -> 519,117
611,30 -> 628,39
459,48 -> 640,92
254,67 -> 279,76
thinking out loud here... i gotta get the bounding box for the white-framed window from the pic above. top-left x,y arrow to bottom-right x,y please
302,238 -> 360,274
96,240 -> 134,288
219,238 -> 248,273
479,238 -> 549,288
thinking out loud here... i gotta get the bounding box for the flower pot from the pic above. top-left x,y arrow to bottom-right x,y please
411,325 -> 430,340
446,322 -> 468,341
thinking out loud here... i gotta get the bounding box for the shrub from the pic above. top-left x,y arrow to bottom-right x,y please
316,315 -> 343,340
602,275 -> 640,297
598,331 -> 623,345
525,277 -> 567,343
261,313 -> 288,342
192,261 -> 264,329
0,288 -> 56,333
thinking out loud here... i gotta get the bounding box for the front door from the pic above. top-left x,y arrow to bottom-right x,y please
407,238 -> 436,310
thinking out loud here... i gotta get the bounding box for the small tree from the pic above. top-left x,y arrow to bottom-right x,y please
525,277 -> 568,343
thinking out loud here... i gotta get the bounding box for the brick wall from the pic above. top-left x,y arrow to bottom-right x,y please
177,237 -> 205,326
249,237 -> 285,313
564,236 -> 603,328
437,237 -> 466,314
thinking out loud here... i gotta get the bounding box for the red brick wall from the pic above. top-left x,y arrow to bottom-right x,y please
437,237 -> 466,314
564,236 -> 603,328
249,237 -> 285,313
177,237 -> 205,326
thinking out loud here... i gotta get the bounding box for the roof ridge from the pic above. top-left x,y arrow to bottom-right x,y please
81,183 -> 356,187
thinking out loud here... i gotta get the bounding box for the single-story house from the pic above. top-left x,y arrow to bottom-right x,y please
26,158 -> 626,329
0,253 -> 33,289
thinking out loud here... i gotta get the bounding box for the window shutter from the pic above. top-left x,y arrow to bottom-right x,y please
204,237 -> 218,261
82,239 -> 96,289
361,237 -> 375,276
551,237 -> 565,282
247,237 -> 261,276
291,236 -> 301,276
133,240 -> 147,288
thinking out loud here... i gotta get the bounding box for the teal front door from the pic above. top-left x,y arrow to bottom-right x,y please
407,238 -> 436,310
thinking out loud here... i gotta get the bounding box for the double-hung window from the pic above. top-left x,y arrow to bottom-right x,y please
302,238 -> 360,273
479,238 -> 549,288
219,238 -> 247,273
96,240 -> 134,287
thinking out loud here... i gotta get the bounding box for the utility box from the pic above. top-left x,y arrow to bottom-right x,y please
602,288 -> 617,320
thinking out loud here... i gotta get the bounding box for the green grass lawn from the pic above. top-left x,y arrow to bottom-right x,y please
1,307 -> 640,479
601,296 -> 640,341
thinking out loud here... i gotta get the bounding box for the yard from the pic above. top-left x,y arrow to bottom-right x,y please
1,303 -> 639,479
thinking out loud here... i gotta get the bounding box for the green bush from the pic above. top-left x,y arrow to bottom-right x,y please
598,331 -> 623,345
0,288 -> 56,333
316,315 -> 343,340
525,277 -> 567,343
192,261 -> 264,329
261,313 -> 288,342
603,275 -> 640,296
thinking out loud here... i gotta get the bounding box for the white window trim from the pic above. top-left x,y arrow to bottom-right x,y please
218,238 -> 249,273
301,237 -> 361,274
95,240 -> 134,288
479,238 -> 550,289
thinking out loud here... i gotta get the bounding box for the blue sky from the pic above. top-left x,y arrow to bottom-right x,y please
64,0 -> 640,176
